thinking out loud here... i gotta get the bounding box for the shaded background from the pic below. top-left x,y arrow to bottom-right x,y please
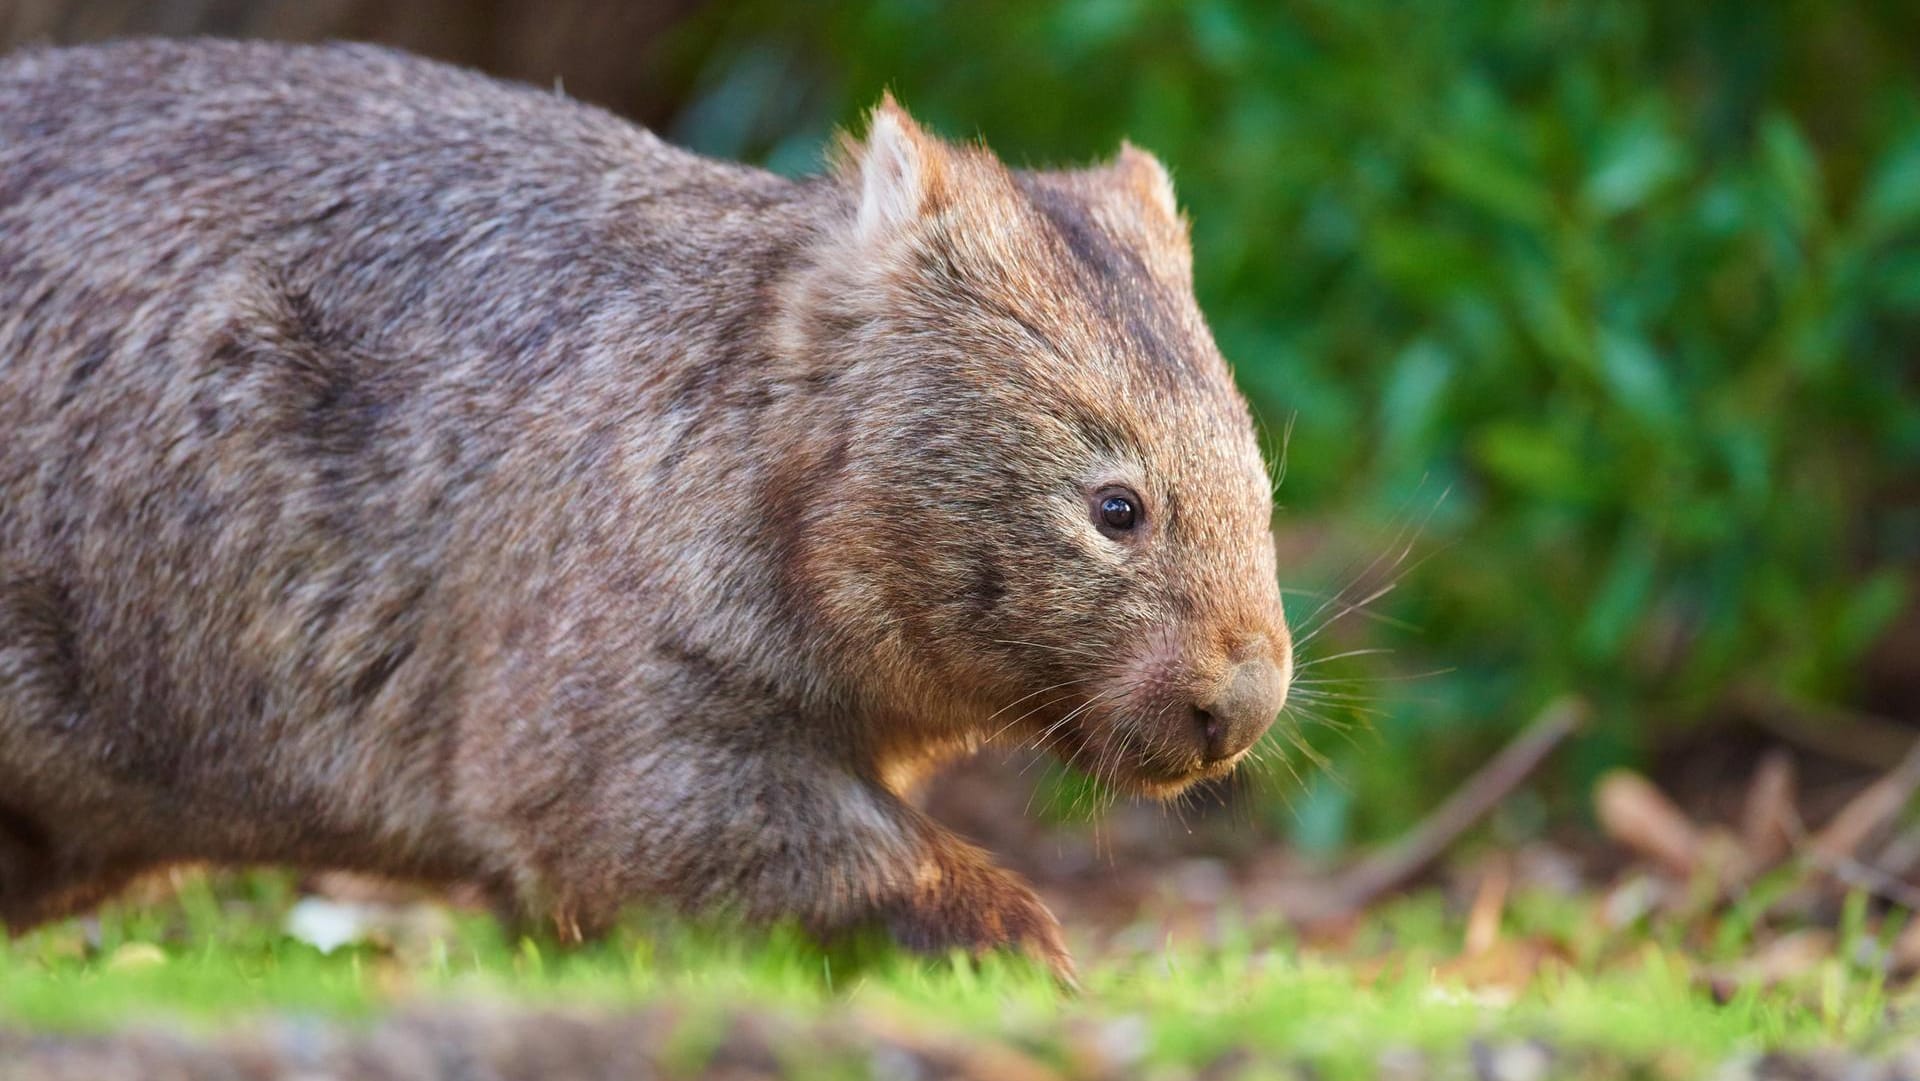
6,0 -> 1916,856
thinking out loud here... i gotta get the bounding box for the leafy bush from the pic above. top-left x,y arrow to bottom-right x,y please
653,1 -> 1920,840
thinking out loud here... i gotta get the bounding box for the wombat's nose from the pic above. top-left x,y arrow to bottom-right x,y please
1195,658 -> 1284,763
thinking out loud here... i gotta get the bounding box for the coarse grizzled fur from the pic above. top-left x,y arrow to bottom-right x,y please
0,38 -> 1292,981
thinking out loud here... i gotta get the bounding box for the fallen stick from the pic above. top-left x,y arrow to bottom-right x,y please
1801,847 -> 1920,913
1740,750 -> 1798,869
1296,696 -> 1587,921
1872,822 -> 1920,880
1810,736 -> 1920,863
1739,688 -> 1916,770
1595,769 -> 1703,878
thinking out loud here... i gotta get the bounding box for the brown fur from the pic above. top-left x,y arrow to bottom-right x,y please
0,39 -> 1291,981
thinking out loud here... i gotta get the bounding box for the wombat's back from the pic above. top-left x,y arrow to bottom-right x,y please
0,37 -> 803,382
0,40 -> 818,896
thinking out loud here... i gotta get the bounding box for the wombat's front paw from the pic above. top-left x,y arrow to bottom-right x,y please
878,842 -> 1076,989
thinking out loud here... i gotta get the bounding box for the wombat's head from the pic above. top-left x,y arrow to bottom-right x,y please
782,99 -> 1290,797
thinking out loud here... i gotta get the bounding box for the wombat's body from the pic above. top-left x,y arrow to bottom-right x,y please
0,40 -> 1290,977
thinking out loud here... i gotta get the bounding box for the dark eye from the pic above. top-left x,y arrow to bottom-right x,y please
1094,487 -> 1142,534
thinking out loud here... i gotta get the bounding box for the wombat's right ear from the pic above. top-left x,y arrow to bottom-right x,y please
847,93 -> 949,242
1108,141 -> 1183,228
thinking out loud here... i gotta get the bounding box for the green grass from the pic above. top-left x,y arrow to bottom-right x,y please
2,873 -> 1914,1078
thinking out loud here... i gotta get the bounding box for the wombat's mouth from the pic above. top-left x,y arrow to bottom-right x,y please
1003,622 -> 1285,800
1107,743 -> 1245,799
1039,711 -> 1243,800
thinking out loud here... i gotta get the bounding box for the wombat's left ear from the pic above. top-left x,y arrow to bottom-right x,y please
1106,141 -> 1183,227
850,92 -> 950,242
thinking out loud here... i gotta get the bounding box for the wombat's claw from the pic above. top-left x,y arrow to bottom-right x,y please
875,844 -> 1076,989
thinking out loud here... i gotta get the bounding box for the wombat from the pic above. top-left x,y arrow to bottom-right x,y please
0,39 -> 1291,980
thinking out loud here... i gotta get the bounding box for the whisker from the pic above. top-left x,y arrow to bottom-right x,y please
1286,682 -> 1388,700
984,676 -> 1104,740
988,689 -> 1095,750
1297,666 -> 1456,686
987,637 -> 1111,662
1291,524 -> 1456,653
1288,484 -> 1431,633
1281,588 -> 1423,633
1287,482 -> 1451,647
1291,646 -> 1398,670
1267,411 -> 1296,497
1017,685 -> 1136,771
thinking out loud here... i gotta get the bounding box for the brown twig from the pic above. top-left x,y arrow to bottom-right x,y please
1463,857 -> 1511,957
1595,769 -> 1704,878
1738,687 -> 1916,770
1740,750 -> 1797,869
1873,822 -> 1920,880
1800,847 -> 1920,913
1296,697 -> 1587,920
1775,735 -> 1920,913
1810,736 -> 1920,863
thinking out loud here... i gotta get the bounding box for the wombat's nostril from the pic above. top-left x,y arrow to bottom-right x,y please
1196,659 -> 1283,762
1195,708 -> 1222,755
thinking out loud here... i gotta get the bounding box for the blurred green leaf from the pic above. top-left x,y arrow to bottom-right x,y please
1858,131 -> 1920,241
1584,106 -> 1687,218
1422,135 -> 1554,227
1579,531 -> 1658,663
1379,339 -> 1454,463
1472,421 -> 1593,499
1874,248 -> 1920,312
1832,570 -> 1909,663
1596,327 -> 1680,431
1760,114 -> 1825,230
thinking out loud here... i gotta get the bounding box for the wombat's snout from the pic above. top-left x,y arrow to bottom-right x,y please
1193,653 -> 1286,763
1106,627 -> 1292,791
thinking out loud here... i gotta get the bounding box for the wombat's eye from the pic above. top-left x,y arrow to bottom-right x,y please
1094,487 -> 1142,535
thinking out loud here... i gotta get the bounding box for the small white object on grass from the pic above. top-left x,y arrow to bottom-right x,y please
285,897 -> 379,954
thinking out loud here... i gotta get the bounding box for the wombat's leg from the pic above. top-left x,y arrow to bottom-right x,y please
735,799 -> 1075,984
493,754 -> 1073,983
0,575 -> 138,930
0,577 -> 67,926
0,805 -> 51,930
864,818 -> 1077,987
716,775 -> 1074,982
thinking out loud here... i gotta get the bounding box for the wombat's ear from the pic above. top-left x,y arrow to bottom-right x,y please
850,93 -> 949,241
1106,141 -> 1183,227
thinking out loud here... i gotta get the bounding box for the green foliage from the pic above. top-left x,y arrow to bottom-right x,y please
652,1 -> 1920,836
